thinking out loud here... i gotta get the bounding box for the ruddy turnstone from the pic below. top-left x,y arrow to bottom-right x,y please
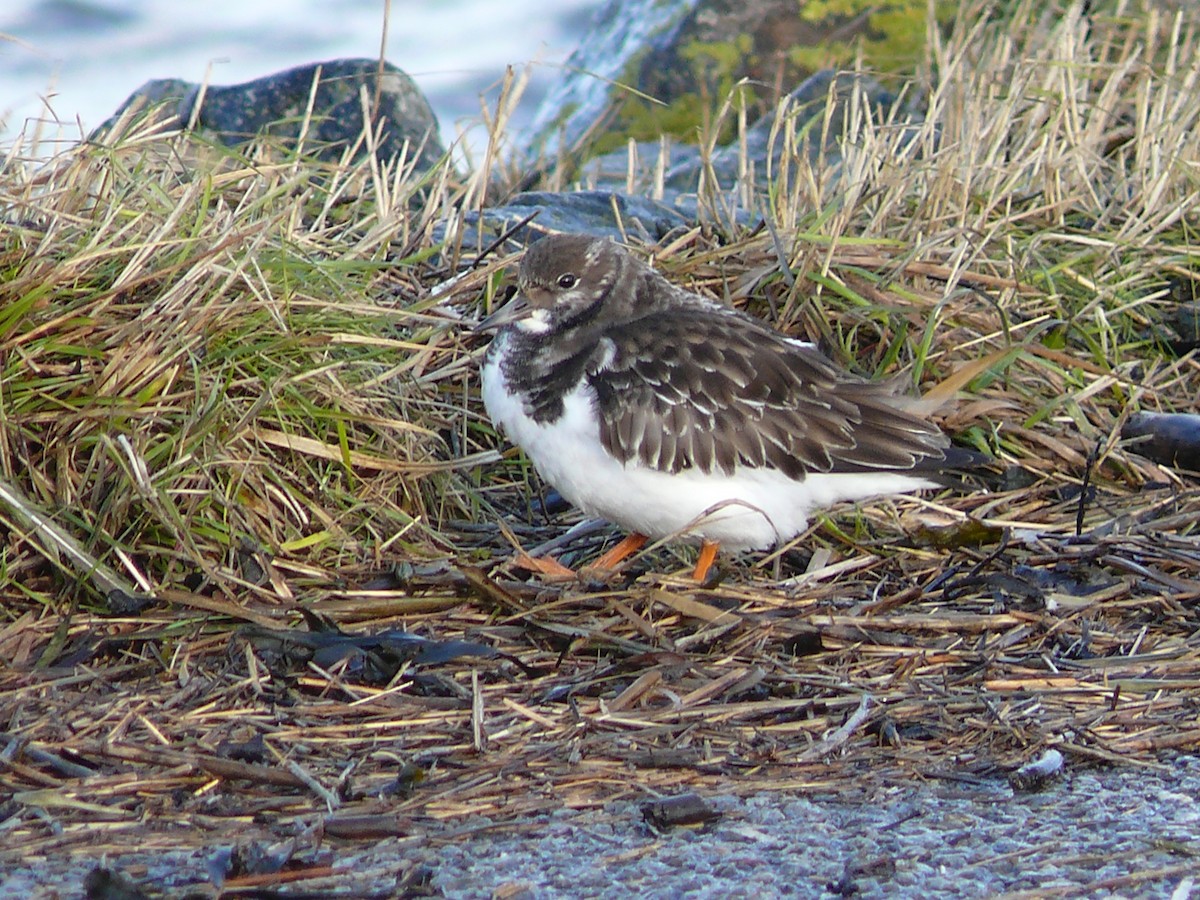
478,234 -> 977,581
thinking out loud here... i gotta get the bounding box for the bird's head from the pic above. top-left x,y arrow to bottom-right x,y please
475,234 -> 626,336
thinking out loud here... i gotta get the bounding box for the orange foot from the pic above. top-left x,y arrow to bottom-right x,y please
513,552 -> 576,578
590,532 -> 649,571
691,539 -> 720,583
513,533 -> 649,581
577,532 -> 649,581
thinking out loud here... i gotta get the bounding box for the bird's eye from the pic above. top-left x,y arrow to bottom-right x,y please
556,273 -> 577,289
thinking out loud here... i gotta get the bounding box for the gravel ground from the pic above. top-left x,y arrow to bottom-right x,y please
5,757 -> 1200,898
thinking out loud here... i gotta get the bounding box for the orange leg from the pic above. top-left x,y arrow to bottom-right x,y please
589,532 -> 649,571
691,539 -> 720,583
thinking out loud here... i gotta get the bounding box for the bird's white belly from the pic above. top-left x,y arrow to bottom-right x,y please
482,342 -> 935,552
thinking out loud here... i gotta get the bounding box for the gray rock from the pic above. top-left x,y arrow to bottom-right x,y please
517,2 -> 923,239
466,189 -> 692,245
524,0 -> 702,160
523,0 -> 930,164
522,71 -> 911,238
661,70 -> 911,195
95,59 -> 445,170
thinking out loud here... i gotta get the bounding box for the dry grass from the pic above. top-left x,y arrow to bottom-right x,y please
3,0 -> 1200,881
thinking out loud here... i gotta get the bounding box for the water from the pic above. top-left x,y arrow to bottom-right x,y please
0,0 -> 601,155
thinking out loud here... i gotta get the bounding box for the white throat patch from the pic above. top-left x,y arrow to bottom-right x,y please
515,308 -> 553,335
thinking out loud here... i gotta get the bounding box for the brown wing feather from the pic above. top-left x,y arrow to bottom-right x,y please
589,310 -> 952,478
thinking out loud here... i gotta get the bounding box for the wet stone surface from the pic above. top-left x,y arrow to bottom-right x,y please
6,757 -> 1199,898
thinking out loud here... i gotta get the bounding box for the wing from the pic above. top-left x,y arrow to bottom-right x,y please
588,310 -> 953,479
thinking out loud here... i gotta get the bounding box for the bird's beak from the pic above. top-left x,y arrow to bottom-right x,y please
473,294 -> 531,333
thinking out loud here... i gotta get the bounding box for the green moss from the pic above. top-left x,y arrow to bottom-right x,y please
594,83 -> 761,154
800,0 -> 868,19
679,34 -> 755,75
593,93 -> 706,154
792,0 -> 936,72
593,34 -> 761,153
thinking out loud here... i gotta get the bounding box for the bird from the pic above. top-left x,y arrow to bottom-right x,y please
477,233 -> 979,582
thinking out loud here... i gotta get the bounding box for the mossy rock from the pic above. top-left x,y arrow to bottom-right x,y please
529,0 -> 955,160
